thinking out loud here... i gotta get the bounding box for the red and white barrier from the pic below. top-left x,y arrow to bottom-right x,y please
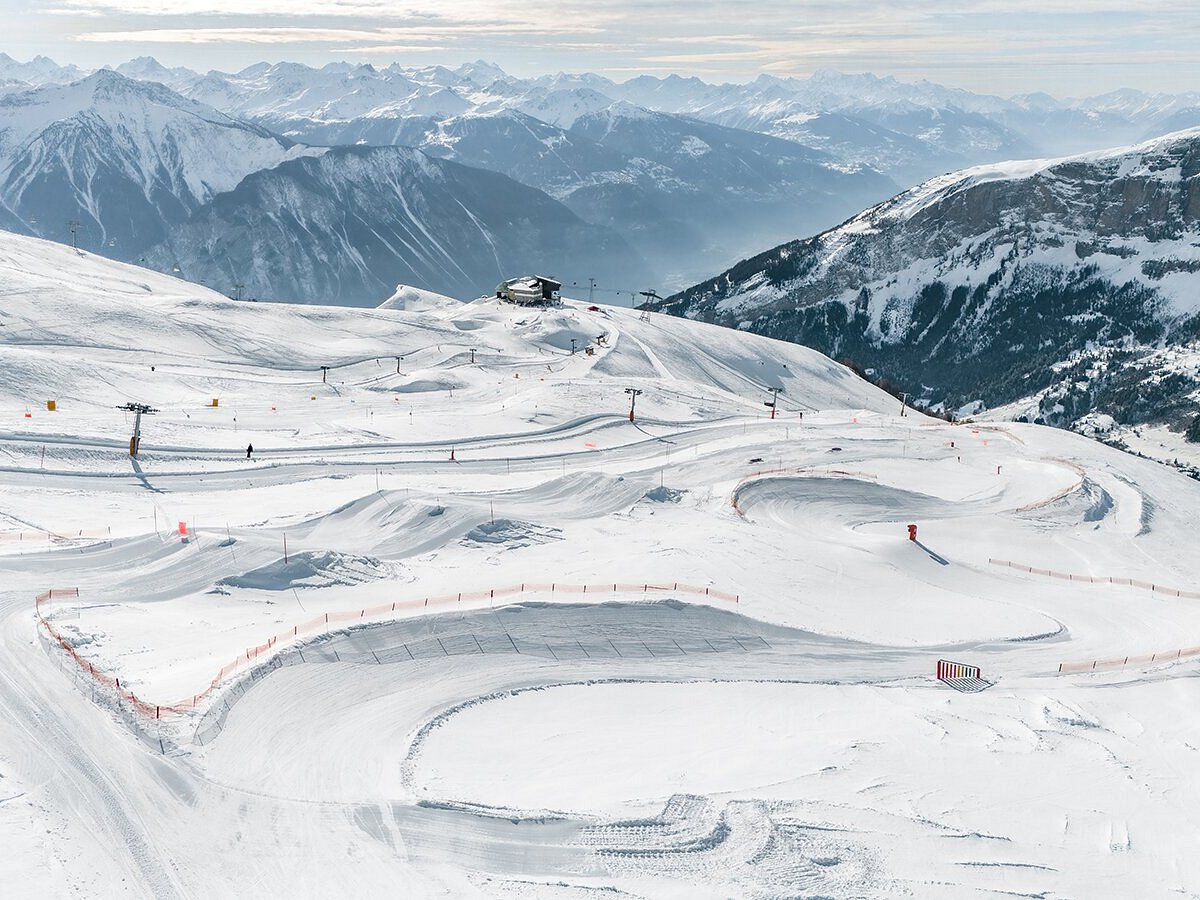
36,580 -> 741,720
1058,644 -> 1200,675
935,658 -> 991,692
0,528 -> 112,543
936,659 -> 981,681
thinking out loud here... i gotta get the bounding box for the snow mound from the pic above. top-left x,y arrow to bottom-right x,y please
509,308 -> 597,353
218,551 -> 393,590
377,284 -> 462,313
643,485 -> 685,503
461,519 -> 563,548
392,377 -> 466,393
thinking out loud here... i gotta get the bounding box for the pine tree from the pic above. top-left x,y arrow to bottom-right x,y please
1186,414 -> 1200,444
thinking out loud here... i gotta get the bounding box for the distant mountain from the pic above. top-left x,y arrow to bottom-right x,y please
604,72 -> 1034,182
144,144 -> 653,305
656,130 -> 1200,433
111,57 -> 197,92
0,52 -> 85,86
0,70 -> 311,257
9,55 -> 1200,163
562,104 -> 898,282
243,97 -> 899,289
184,61 -> 474,133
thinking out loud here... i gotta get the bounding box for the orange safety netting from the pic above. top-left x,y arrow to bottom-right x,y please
990,558 -> 1200,600
35,581 -> 740,719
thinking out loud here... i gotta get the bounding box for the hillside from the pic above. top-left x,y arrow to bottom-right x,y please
4,230 -> 1200,896
143,144 -> 653,305
658,129 -> 1200,444
0,70 -> 311,256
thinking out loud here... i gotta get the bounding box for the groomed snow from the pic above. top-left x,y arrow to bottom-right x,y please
3,231 -> 1200,897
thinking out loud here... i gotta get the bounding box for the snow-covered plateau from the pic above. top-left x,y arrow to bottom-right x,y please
3,231 -> 1200,897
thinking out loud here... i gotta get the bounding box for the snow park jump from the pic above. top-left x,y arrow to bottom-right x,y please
3,229 -> 1200,898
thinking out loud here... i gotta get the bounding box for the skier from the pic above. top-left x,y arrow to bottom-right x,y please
246,443 -> 254,460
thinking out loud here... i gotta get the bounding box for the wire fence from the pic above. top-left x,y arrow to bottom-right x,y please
35,581 -> 740,722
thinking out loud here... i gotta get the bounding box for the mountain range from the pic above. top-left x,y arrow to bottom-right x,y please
4,54 -> 1200,303
1,53 -> 1199,443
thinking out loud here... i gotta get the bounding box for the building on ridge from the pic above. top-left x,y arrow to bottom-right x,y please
495,275 -> 561,305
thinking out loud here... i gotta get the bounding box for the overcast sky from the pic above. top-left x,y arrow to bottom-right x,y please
6,0 -> 1200,96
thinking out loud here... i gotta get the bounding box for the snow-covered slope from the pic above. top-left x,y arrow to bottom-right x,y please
5,229 -> 1200,897
659,129 -> 1200,442
0,70 -> 313,256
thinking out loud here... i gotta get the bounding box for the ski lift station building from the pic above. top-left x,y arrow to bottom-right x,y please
496,275 -> 561,305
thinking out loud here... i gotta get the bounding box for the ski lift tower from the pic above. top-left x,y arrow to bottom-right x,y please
765,387 -> 783,420
118,402 -> 158,457
637,290 -> 661,322
624,387 -> 643,422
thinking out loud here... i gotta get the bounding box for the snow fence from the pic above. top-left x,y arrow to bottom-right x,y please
988,559 -> 1200,674
989,558 -> 1200,600
35,581 -> 740,724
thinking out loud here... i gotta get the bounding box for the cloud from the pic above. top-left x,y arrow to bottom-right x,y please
34,0 -> 1200,93
75,23 -> 581,44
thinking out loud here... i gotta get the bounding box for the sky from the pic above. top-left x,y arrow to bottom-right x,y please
6,0 -> 1200,97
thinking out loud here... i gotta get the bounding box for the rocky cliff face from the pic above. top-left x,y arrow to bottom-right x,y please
657,130 -> 1200,431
